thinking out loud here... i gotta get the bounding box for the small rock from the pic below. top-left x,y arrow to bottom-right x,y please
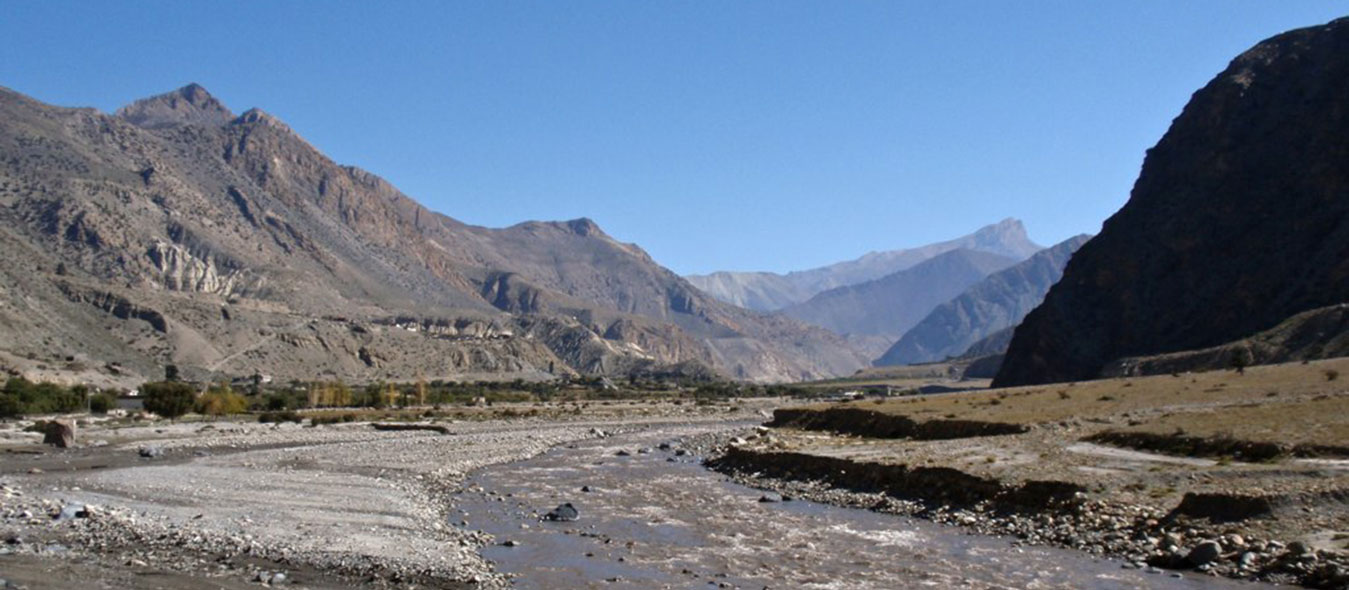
1186,540 -> 1222,566
53,504 -> 86,521
581,485 -> 593,493
758,493 -> 783,503
138,446 -> 163,459
270,572 -> 286,585
502,540 -> 519,547
543,503 -> 580,522
614,450 -> 631,457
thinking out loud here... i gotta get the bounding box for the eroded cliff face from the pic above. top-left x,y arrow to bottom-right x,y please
996,17 -> 1349,386
0,83 -> 863,385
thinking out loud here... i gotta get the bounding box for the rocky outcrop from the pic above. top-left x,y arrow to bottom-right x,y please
687,218 -> 1042,311
996,18 -> 1349,386
146,240 -> 244,295
877,234 -> 1090,366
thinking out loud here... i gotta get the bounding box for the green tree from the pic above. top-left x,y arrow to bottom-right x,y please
142,381 -> 196,419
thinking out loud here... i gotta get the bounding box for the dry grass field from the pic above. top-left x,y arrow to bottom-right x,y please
806,357 -> 1349,449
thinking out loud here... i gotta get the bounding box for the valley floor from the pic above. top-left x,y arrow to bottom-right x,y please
1,363 -> 1346,588
0,400 -> 774,589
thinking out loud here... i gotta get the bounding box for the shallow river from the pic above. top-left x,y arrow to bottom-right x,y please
459,423 -> 1264,590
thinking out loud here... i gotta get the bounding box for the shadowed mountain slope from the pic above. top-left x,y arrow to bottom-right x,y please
996,17 -> 1349,386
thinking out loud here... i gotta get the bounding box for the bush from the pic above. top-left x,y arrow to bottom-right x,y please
1,378 -> 84,416
258,410 -> 303,424
89,393 -> 116,415
195,384 -> 248,416
141,381 -> 197,419
0,395 -> 21,419
310,412 -> 359,426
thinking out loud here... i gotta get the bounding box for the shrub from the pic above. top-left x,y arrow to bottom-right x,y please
258,410 -> 303,424
195,384 -> 247,416
310,412 -> 359,426
0,395 -> 21,419
89,393 -> 116,415
1326,369 -> 1340,382
141,381 -> 196,419
1,378 -> 83,416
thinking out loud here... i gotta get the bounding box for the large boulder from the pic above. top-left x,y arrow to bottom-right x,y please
42,419 -> 76,448
996,17 -> 1349,386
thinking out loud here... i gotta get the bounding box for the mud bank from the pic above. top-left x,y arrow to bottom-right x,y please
709,446 -> 1082,510
1085,430 -> 1349,462
769,406 -> 1029,439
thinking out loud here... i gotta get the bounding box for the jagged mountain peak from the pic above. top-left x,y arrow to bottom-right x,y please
967,218 -> 1041,259
116,83 -> 234,129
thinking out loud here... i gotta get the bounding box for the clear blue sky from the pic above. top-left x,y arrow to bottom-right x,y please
2,2 -> 1343,274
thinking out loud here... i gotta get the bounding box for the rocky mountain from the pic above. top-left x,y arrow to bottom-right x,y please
995,17 -> 1349,386
780,249 -> 1019,352
0,84 -> 867,387
876,234 -> 1091,366
685,218 -> 1042,311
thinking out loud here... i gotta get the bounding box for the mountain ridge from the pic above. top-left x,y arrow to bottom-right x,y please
0,83 -> 866,386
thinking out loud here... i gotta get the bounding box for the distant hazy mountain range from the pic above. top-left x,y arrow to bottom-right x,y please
685,219 -> 1042,312
876,234 -> 1091,366
0,84 -> 869,387
780,248 -> 1022,346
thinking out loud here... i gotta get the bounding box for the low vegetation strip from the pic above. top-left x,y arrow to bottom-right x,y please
371,422 -> 454,435
1085,431 -> 1349,461
768,406 -> 1028,440
708,446 -> 1083,510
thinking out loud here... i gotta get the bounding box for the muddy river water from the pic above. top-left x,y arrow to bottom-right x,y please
458,423 -> 1263,590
